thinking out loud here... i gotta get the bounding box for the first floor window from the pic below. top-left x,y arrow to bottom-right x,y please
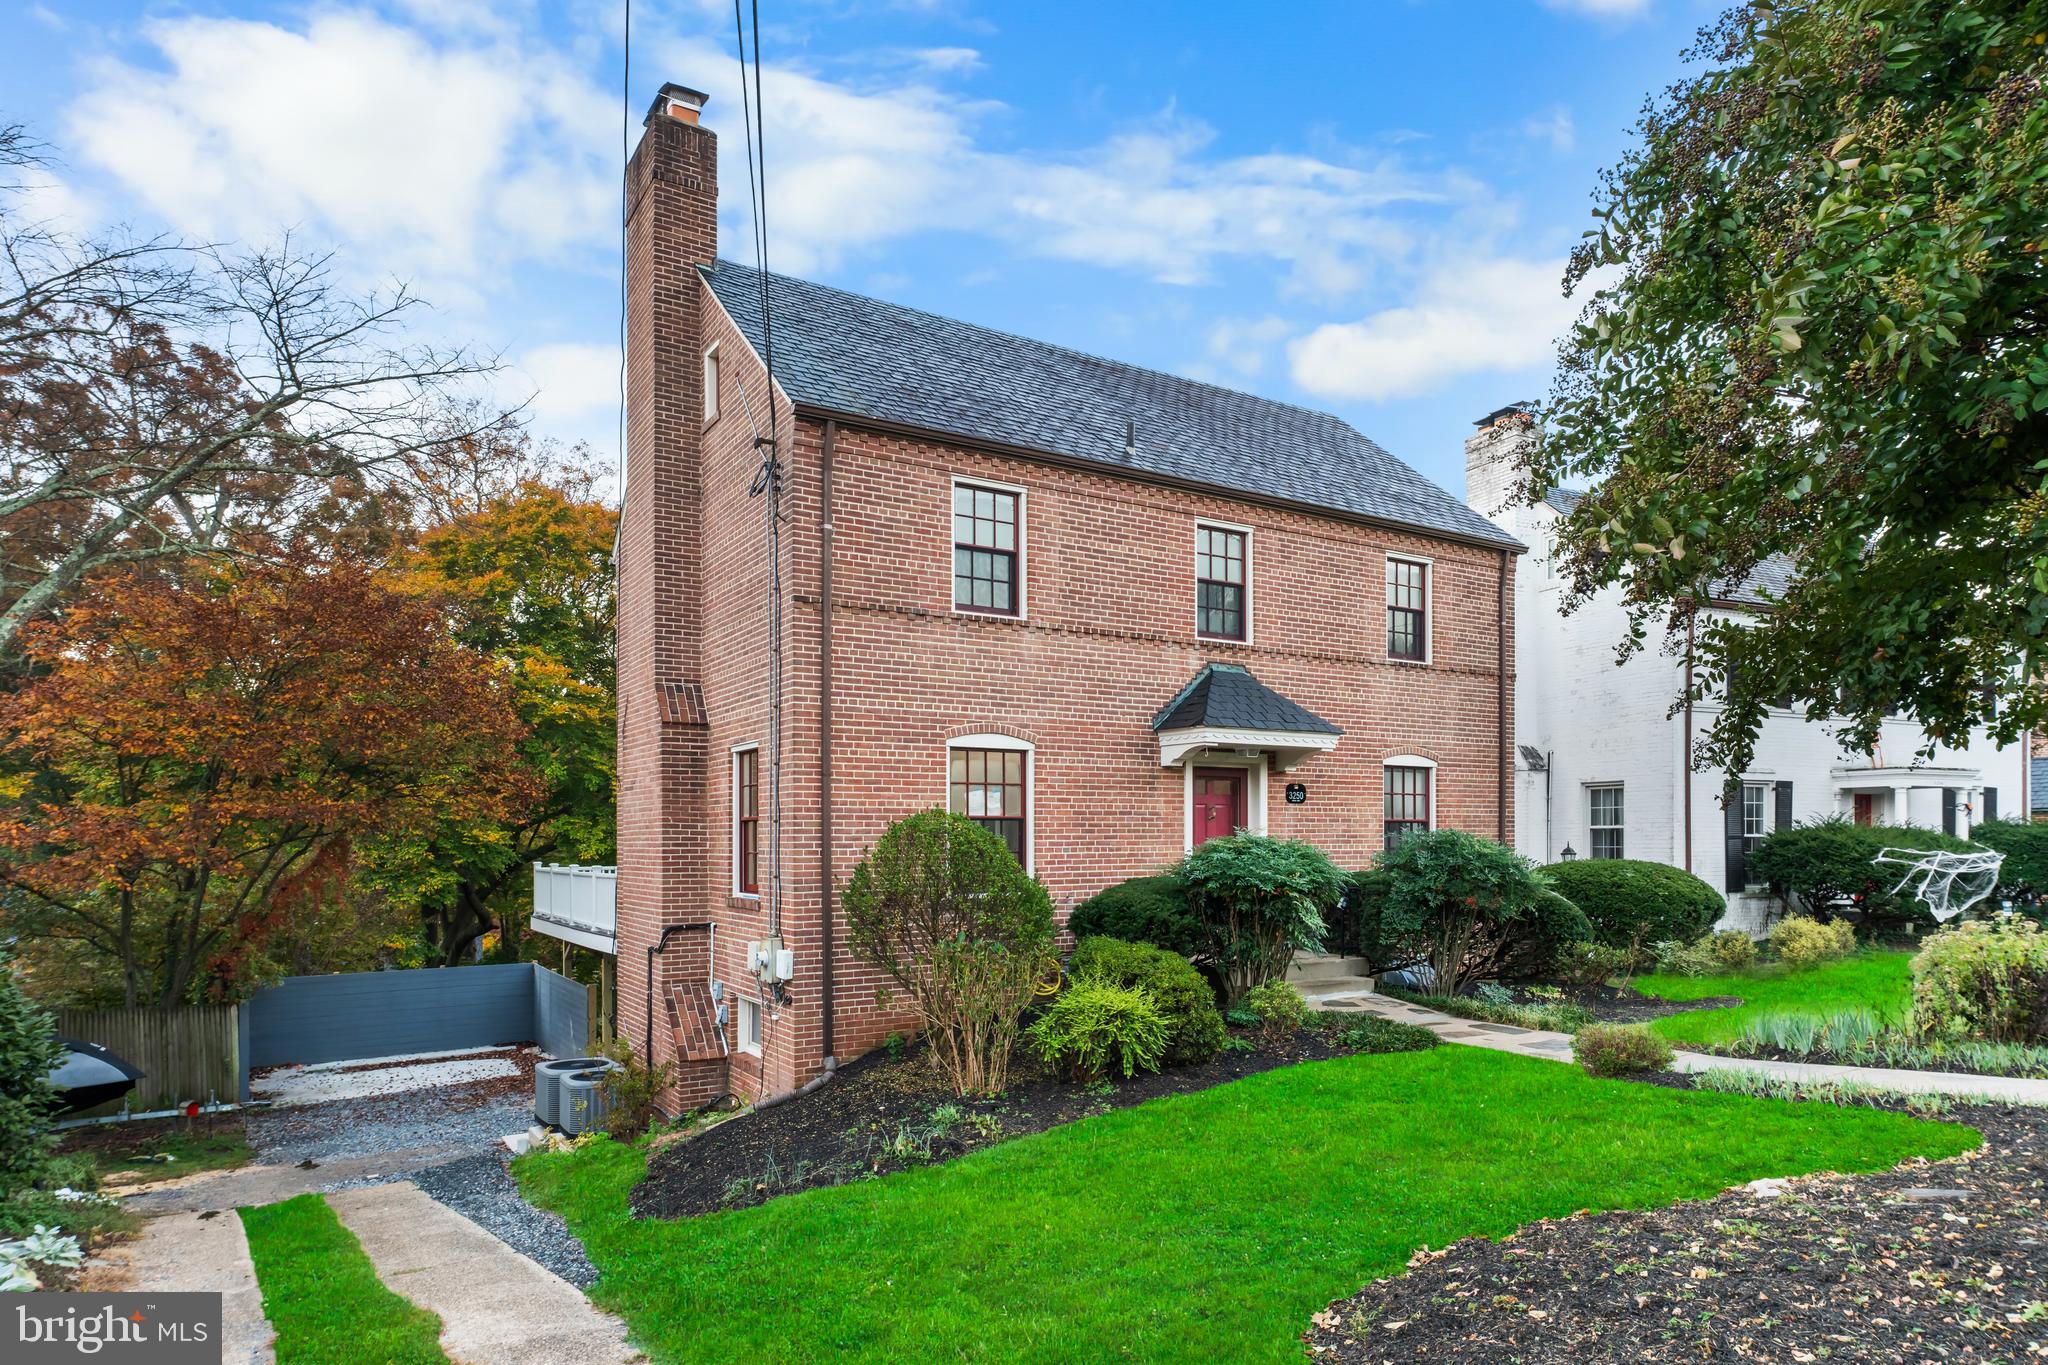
950,746 -> 1027,862
734,748 -> 759,894
1195,524 -> 1247,640
953,483 -> 1020,614
1387,558 -> 1428,661
1741,783 -> 1768,862
1588,785 -> 1624,859
1384,765 -> 1431,849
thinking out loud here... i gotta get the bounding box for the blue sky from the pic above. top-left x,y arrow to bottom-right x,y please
3,0 -> 1717,497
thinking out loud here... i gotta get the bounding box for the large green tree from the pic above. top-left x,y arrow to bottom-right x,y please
1529,0 -> 2048,774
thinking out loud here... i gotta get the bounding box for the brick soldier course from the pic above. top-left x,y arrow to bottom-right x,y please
617,81 -> 1524,1110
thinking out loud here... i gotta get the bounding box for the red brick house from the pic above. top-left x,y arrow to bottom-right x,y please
617,83 -> 1523,1110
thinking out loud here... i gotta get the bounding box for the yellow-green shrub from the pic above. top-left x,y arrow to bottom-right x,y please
1706,930 -> 1759,971
1911,916 -> 2048,1043
1766,915 -> 1856,968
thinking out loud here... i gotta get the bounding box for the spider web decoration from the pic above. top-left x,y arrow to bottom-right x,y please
1872,846 -> 2006,923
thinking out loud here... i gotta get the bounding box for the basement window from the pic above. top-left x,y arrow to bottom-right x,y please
736,996 -> 762,1055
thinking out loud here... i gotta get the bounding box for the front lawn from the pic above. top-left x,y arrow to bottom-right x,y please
1633,951 -> 1913,1046
517,1045 -> 1971,1364
239,1194 -> 448,1365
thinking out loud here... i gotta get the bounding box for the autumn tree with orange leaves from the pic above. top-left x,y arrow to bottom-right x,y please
0,555 -> 533,1005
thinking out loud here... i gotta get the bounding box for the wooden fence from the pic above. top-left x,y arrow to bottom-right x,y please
57,1005 -> 242,1113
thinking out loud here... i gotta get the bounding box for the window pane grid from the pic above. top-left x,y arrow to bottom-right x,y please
1387,559 -> 1427,660
1383,765 -> 1431,850
953,485 -> 1019,614
1196,527 -> 1247,639
1589,784 -> 1624,860
736,750 -> 759,894
950,748 -> 1026,862
1741,783 -> 1767,858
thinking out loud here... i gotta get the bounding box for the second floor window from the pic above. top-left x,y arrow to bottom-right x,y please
703,345 -> 721,420
950,746 -> 1026,863
734,748 -> 759,894
1387,558 -> 1428,660
1195,525 -> 1247,640
1384,765 -> 1431,850
953,484 -> 1019,615
1588,784 -> 1624,859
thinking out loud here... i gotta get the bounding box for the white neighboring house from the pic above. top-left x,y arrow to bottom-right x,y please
1466,407 -> 2030,932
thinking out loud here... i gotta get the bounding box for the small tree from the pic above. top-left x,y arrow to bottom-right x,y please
1179,834 -> 1343,1004
842,811 -> 1055,1096
1378,830 -> 1555,997
0,958 -> 62,1198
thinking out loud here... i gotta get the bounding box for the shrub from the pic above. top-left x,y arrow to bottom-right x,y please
1239,979 -> 1307,1038
1327,1016 -> 1439,1054
1766,914 -> 1857,968
1750,818 -> 1972,935
598,1040 -> 674,1143
1027,980 -> 1168,1081
1971,819 -> 2048,916
1325,870 -> 1417,971
1573,1023 -> 1675,1077
1542,859 -> 1724,949
1377,986 -> 1596,1034
1650,937 -> 1719,978
1911,915 -> 2048,1043
1553,940 -> 1635,990
1378,830 -> 1589,996
0,958 -> 61,1201
1066,875 -> 1204,958
1706,929 -> 1759,971
1068,937 -> 1224,1066
1179,835 -> 1344,1003
843,810 -> 1058,1096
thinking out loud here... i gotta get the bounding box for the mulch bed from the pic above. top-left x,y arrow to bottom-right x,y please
1304,1080 -> 2047,1363
631,1027 -> 1348,1219
1510,982 -> 1743,1026
56,1112 -> 247,1162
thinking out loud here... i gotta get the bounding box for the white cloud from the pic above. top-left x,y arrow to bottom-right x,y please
907,47 -> 984,74
516,342 -> 622,426
1521,106 -> 1576,154
1286,257 -> 1579,402
1202,316 -> 1291,379
65,12 -> 615,278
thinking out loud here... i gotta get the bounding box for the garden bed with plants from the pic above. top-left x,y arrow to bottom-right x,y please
632,1014 -> 1433,1219
1303,1082 -> 2041,1364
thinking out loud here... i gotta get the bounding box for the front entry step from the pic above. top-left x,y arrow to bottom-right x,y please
1287,953 -> 1372,984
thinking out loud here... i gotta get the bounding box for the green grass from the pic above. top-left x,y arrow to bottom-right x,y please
62,1120 -> 252,1187
1633,950 -> 1914,1045
516,1045 -> 1972,1364
239,1195 -> 449,1365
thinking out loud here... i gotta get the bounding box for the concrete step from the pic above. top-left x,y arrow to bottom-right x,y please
1294,975 -> 1377,1003
1287,954 -> 1371,983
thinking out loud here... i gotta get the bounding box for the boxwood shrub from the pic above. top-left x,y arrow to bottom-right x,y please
1066,874 -> 1203,959
1542,858 -> 1723,950
1068,936 -> 1225,1066
1971,819 -> 2048,917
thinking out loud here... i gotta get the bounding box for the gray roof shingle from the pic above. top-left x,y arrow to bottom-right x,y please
702,261 -> 1519,549
1544,486 -> 1794,606
1151,664 -> 1341,735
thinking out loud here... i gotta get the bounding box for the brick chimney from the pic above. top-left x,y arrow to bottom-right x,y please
615,81 -> 723,1103
1464,403 -> 1538,531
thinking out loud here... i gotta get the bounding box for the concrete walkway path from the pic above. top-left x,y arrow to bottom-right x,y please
95,1211 -> 276,1365
328,1183 -> 641,1365
1321,990 -> 2048,1104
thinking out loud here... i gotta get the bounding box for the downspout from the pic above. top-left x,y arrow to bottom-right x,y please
644,921 -> 713,1068
818,419 -> 837,1065
1497,548 -> 1509,843
1683,613 -> 1696,873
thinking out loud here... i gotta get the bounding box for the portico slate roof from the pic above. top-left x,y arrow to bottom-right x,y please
702,260 -> 1521,550
1151,664 -> 1342,736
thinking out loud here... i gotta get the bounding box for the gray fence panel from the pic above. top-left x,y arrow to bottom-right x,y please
246,964 -> 538,1068
532,966 -> 593,1059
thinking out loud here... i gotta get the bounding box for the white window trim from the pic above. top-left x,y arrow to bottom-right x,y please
730,743 -> 759,899
703,342 -> 721,422
1181,753 -> 1270,853
949,476 -> 1029,621
1385,553 -> 1434,666
1383,754 -> 1439,834
735,995 -> 762,1056
1587,782 -> 1625,859
944,732 -> 1035,873
1193,518 -> 1254,645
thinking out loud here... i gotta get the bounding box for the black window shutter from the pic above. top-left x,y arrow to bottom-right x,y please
1775,781 -> 1793,831
1724,785 -> 1747,892
1985,787 -> 1999,823
1942,788 -> 1957,836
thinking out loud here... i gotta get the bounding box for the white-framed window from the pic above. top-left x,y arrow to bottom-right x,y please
1741,782 -> 1768,862
946,732 -> 1035,870
732,744 -> 759,897
1387,556 -> 1431,663
1588,784 -> 1624,859
1382,755 -> 1438,850
703,343 -> 721,421
951,478 -> 1027,617
1194,521 -> 1252,642
735,995 -> 762,1055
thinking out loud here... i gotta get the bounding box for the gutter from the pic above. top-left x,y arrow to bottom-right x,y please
791,403 -> 1527,558
818,419 -> 837,1063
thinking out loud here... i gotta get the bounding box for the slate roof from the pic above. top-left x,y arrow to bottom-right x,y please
702,261 -> 1519,549
1543,486 -> 1796,607
1151,664 -> 1342,735
2032,758 -> 2048,813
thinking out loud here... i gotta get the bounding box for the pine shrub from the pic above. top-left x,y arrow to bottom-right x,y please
1068,936 -> 1224,1066
1027,980 -> 1169,1082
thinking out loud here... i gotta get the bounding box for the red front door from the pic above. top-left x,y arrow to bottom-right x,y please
1854,794 -> 1875,827
1193,769 -> 1247,847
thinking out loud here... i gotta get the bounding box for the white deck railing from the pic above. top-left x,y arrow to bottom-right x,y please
531,863 -> 617,955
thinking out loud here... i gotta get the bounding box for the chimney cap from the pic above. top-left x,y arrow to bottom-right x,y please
645,82 -> 711,127
1474,401 -> 1537,429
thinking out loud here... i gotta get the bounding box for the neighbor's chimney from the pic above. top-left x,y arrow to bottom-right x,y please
646,82 -> 708,127
1464,403 -> 1538,530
